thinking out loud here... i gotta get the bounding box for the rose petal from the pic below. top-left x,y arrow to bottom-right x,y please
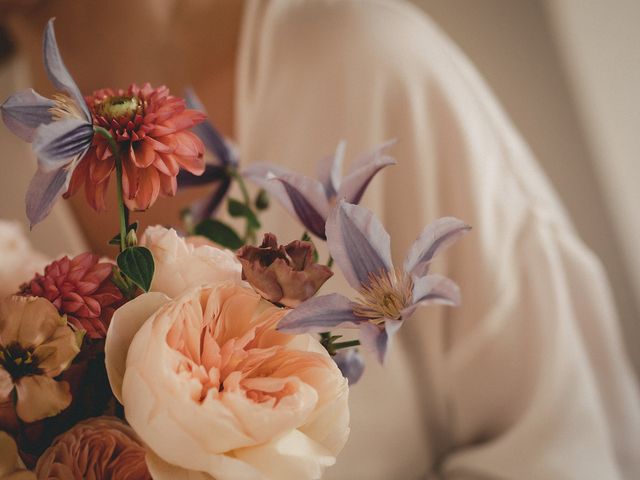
233,429 -> 335,480
105,292 -> 170,402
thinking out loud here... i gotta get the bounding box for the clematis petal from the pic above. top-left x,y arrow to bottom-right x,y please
358,320 -> 402,364
263,174 -> 327,239
277,294 -> 365,334
1,89 -> 54,142
243,163 -> 296,212
42,19 -> 90,121
25,162 -> 74,227
316,141 -> 345,199
325,201 -> 393,289
192,178 -> 233,222
338,140 -> 396,205
403,217 -> 471,276
333,349 -> 365,385
185,88 -> 238,167
32,118 -> 93,167
408,274 -> 461,315
177,164 -> 228,188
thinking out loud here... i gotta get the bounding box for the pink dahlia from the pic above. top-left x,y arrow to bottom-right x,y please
21,253 -> 124,339
65,83 -> 206,211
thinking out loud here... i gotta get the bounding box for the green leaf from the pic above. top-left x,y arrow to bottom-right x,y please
195,219 -> 244,250
117,246 -> 155,292
227,198 -> 261,230
300,231 -> 319,263
108,222 -> 139,245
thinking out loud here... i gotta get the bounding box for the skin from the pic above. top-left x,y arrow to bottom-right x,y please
3,0 -> 244,254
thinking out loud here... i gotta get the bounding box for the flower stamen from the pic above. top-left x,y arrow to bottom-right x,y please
0,342 -> 42,380
95,95 -> 141,121
49,93 -> 85,121
352,268 -> 413,321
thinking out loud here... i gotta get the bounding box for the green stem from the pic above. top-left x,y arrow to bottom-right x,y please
94,126 -> 128,252
229,168 -> 255,243
332,340 -> 361,350
327,255 -> 334,268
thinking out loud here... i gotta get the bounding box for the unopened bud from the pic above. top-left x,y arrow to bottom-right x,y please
255,189 -> 269,211
125,229 -> 138,247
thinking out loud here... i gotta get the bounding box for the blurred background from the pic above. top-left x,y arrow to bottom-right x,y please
414,0 -> 640,374
0,0 -> 638,372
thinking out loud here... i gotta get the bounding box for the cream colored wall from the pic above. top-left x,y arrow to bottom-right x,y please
411,0 -> 640,372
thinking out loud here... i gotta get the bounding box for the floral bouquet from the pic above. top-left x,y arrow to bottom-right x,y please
0,20 -> 469,479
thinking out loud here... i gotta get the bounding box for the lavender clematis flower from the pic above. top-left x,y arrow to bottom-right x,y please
177,88 -> 238,222
333,349 -> 365,385
278,201 -> 471,363
1,19 -> 93,227
244,141 -> 396,239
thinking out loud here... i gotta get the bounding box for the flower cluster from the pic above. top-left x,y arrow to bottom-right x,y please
1,19 -> 205,226
0,15 -> 469,480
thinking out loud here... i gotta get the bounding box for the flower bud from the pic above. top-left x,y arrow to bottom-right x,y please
254,189 -> 270,210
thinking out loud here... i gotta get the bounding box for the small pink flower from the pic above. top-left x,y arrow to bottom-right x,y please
35,416 -> 151,479
21,253 -> 124,339
65,83 -> 206,211
0,296 -> 80,423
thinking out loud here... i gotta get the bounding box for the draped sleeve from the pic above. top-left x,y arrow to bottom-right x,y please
236,1 -> 640,478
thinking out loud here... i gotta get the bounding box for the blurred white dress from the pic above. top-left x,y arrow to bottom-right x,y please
236,1 -> 640,479
1,0 -> 638,478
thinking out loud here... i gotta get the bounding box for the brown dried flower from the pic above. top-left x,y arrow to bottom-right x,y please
237,233 -> 332,307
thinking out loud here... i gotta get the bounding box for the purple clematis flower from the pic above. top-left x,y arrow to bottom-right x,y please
278,201 -> 471,363
177,88 -> 239,223
244,141 -> 396,239
333,348 -> 365,385
1,19 -> 93,227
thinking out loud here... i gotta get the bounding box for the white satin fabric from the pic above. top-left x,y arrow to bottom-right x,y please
236,1 -> 640,478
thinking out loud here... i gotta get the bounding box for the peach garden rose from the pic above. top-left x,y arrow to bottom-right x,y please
140,225 -> 242,298
105,282 -> 350,480
35,416 -> 151,479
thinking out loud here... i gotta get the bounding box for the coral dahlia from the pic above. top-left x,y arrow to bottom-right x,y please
65,83 -> 206,211
21,253 -> 124,340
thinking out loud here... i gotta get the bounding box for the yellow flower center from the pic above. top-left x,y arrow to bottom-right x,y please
0,342 -> 42,380
352,269 -> 413,321
96,95 -> 141,121
49,93 -> 85,121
